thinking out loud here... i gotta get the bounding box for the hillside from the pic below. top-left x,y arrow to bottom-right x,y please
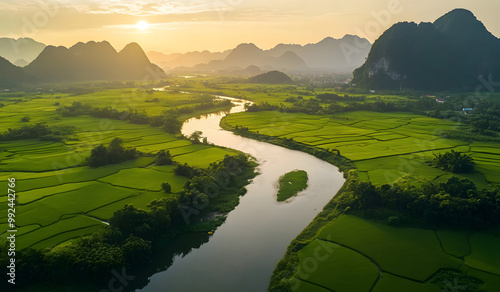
0,56 -> 28,87
352,9 -> 500,90
249,71 -> 292,84
24,41 -> 166,83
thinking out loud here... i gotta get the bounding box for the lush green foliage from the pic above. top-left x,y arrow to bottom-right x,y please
433,150 -> 474,173
340,175 -> 500,229
0,122 -> 75,141
155,149 -> 173,165
87,138 -> 139,167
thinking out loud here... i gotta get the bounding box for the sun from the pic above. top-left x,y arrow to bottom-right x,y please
137,21 -> 149,31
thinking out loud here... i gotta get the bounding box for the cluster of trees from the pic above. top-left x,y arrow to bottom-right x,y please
340,175 -> 500,229
433,150 -> 474,173
187,130 -> 208,144
87,138 -> 139,167
0,122 -> 75,141
466,100 -> 500,134
155,149 -> 173,166
245,97 -> 441,116
0,154 -> 255,291
56,99 -> 231,134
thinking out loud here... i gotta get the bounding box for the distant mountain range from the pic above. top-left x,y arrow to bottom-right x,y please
352,9 -> 500,90
147,35 -> 371,74
0,37 -> 46,66
147,50 -> 231,70
20,41 -> 166,83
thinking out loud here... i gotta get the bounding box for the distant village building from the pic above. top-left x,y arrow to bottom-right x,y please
370,90 -> 376,94
436,98 -> 446,104
4,89 -> 10,92
463,108 -> 474,114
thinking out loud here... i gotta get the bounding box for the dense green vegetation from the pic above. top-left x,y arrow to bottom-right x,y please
433,150 -> 475,173
0,122 -> 75,141
276,170 -> 309,202
87,138 -> 139,167
340,175 -> 500,229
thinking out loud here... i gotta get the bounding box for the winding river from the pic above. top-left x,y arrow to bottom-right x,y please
136,96 -> 345,292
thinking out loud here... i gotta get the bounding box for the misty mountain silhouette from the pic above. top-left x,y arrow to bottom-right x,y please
352,9 -> 500,90
24,41 -> 166,82
147,50 -> 231,70
268,35 -> 371,73
150,35 -> 371,74
0,37 -> 46,64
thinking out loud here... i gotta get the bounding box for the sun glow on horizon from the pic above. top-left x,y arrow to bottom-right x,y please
137,21 -> 149,31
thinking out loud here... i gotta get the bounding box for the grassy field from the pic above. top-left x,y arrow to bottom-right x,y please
276,170 -> 308,202
291,215 -> 500,292
170,77 -> 410,106
0,86 -> 238,250
225,111 -> 499,188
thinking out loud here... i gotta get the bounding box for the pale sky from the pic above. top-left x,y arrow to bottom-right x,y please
1,0 -> 499,53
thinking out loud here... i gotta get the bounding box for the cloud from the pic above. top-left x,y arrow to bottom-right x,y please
68,0 -> 227,16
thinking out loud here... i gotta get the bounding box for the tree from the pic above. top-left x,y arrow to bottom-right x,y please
109,205 -> 153,237
156,150 -> 173,165
433,150 -> 474,173
162,182 -> 172,193
87,145 -> 109,167
189,131 -> 203,144
122,236 -> 152,264
87,138 -> 138,167
163,116 -> 182,134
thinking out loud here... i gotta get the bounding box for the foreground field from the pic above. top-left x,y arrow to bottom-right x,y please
225,111 -> 499,188
0,87 -> 237,250
292,215 -> 500,292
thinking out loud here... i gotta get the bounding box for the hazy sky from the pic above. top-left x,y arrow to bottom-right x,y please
1,0 -> 499,53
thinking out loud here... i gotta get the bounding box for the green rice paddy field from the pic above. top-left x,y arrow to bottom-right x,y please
225,111 -> 500,188
293,215 -> 500,292
224,110 -> 500,291
0,89 -> 237,250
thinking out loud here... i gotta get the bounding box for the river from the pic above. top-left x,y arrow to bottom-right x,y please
136,96 -> 345,292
